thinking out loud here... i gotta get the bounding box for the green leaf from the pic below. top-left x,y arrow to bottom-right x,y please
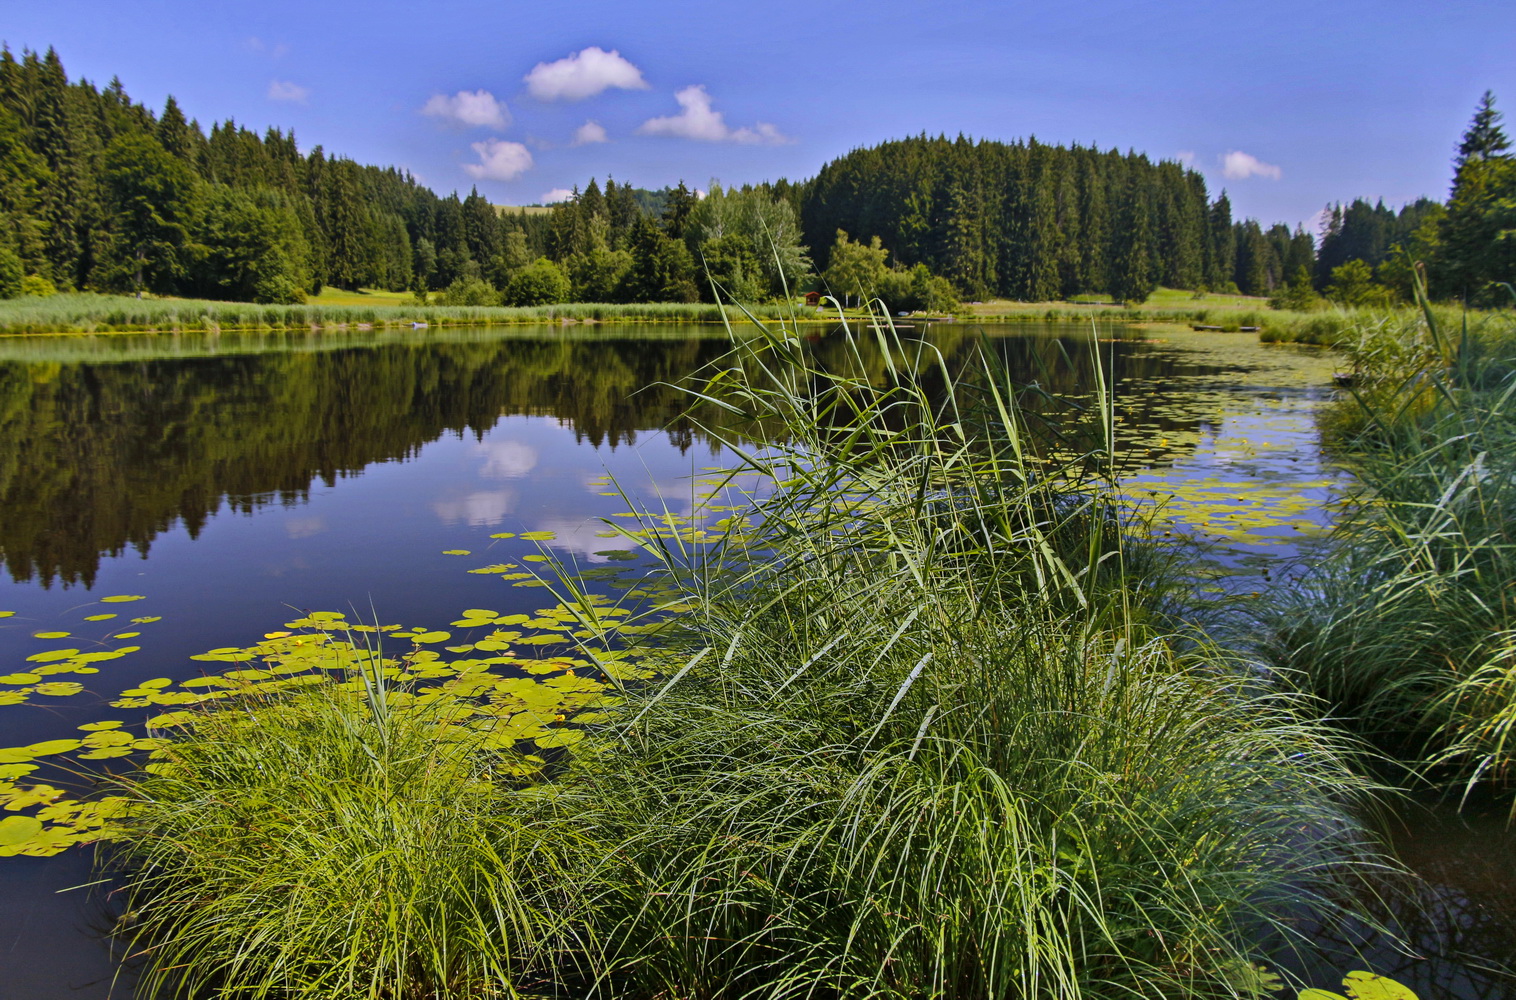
33,631 -> 70,639
1342,972 -> 1419,1000
0,815 -> 43,847
99,595 -> 146,603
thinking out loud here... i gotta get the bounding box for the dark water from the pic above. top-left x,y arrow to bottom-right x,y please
0,322 -> 1506,997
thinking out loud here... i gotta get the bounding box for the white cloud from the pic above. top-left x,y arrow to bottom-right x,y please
284,515 -> 326,539
1175,150 -> 1196,166
422,90 -> 510,130
267,79 -> 309,103
246,37 -> 289,59
1220,150 -> 1282,181
432,490 -> 516,527
541,188 -> 575,204
524,47 -> 649,101
572,120 -> 609,146
478,440 -> 538,479
463,139 -> 533,182
636,85 -> 791,145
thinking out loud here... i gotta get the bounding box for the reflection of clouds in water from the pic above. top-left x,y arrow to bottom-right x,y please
284,516 -> 326,539
478,440 -> 538,479
433,490 -> 516,527
528,514 -> 638,563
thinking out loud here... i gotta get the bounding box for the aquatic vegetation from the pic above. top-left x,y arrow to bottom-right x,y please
1259,280 -> 1516,794
554,310 -> 1385,998
1299,971 -> 1419,1000
0,291 -> 800,336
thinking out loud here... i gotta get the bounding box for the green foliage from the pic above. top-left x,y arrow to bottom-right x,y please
686,182 -> 812,298
0,240 -> 21,299
19,274 -> 57,297
100,132 -> 197,294
435,276 -> 501,307
1324,259 -> 1393,308
1261,283 -> 1516,792
822,229 -> 889,305
802,135 -> 1241,302
502,257 -> 570,307
1270,266 -> 1325,311
191,184 -> 313,304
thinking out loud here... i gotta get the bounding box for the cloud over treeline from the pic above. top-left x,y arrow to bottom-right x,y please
636,85 -> 790,145
422,90 -> 511,130
524,47 -> 648,101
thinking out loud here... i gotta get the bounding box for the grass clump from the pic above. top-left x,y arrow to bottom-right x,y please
565,308 -> 1384,998
1259,280 -> 1516,796
109,676 -> 612,1000
106,305 -> 1387,998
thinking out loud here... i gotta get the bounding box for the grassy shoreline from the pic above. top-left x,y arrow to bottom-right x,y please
4,288 -> 1497,343
90,312 -> 1389,999
0,292 -> 818,336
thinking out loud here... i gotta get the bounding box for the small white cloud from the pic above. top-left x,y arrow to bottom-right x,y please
267,79 -> 309,103
432,490 -> 516,527
422,90 -> 510,130
1220,150 -> 1282,181
572,120 -> 609,146
284,516 -> 326,539
525,47 -> 649,101
478,440 -> 538,479
637,85 -> 791,145
246,37 -> 289,59
541,188 -> 575,204
1175,150 -> 1196,166
463,139 -> 534,182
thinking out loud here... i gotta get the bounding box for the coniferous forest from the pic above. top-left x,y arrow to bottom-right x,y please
0,46 -> 1511,309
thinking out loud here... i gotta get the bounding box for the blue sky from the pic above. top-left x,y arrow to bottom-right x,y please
6,0 -> 1514,229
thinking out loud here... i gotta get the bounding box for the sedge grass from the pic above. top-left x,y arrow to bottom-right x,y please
0,292 -> 802,336
105,302 -> 1392,998
1259,278 -> 1516,798
108,675 -> 617,1000
559,305 -> 1390,998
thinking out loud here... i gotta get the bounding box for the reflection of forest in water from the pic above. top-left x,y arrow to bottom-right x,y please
0,326 -> 1226,587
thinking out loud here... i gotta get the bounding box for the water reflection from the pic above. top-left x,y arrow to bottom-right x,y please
0,325 -> 1239,588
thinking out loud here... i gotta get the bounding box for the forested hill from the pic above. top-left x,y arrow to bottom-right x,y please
800,134 -> 1313,302
0,47 -> 565,302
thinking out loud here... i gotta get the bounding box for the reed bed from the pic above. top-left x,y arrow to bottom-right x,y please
106,305 -> 1388,999
1258,282 -> 1516,797
0,293 -> 801,335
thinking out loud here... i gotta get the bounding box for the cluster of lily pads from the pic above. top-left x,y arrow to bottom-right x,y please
0,593 -> 669,859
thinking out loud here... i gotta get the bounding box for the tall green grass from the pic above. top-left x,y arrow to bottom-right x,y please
0,292 -> 801,335
1259,280 -> 1516,797
109,674 -> 614,999
107,306 -> 1388,998
563,309 -> 1385,998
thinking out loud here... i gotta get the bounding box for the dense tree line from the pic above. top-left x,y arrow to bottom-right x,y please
1288,91 -> 1514,308
795,133 -> 1316,302
3,46 -> 1505,310
0,47 -> 561,303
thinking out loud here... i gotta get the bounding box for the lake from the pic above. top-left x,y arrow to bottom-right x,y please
0,321 -> 1507,998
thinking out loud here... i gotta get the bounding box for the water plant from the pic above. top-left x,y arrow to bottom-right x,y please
554,307 -> 1386,998
1258,278 -> 1516,795
95,304 -> 1390,998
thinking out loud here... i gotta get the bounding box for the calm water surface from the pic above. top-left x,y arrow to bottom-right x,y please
0,322 -> 1506,998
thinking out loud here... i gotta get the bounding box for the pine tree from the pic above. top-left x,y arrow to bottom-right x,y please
1109,174 -> 1155,304
1454,90 -> 1510,174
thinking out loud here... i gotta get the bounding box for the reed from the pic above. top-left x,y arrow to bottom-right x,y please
108,673 -> 616,999
106,304 -> 1388,998
0,292 -> 801,335
563,307 -> 1386,998
1258,279 -> 1516,796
